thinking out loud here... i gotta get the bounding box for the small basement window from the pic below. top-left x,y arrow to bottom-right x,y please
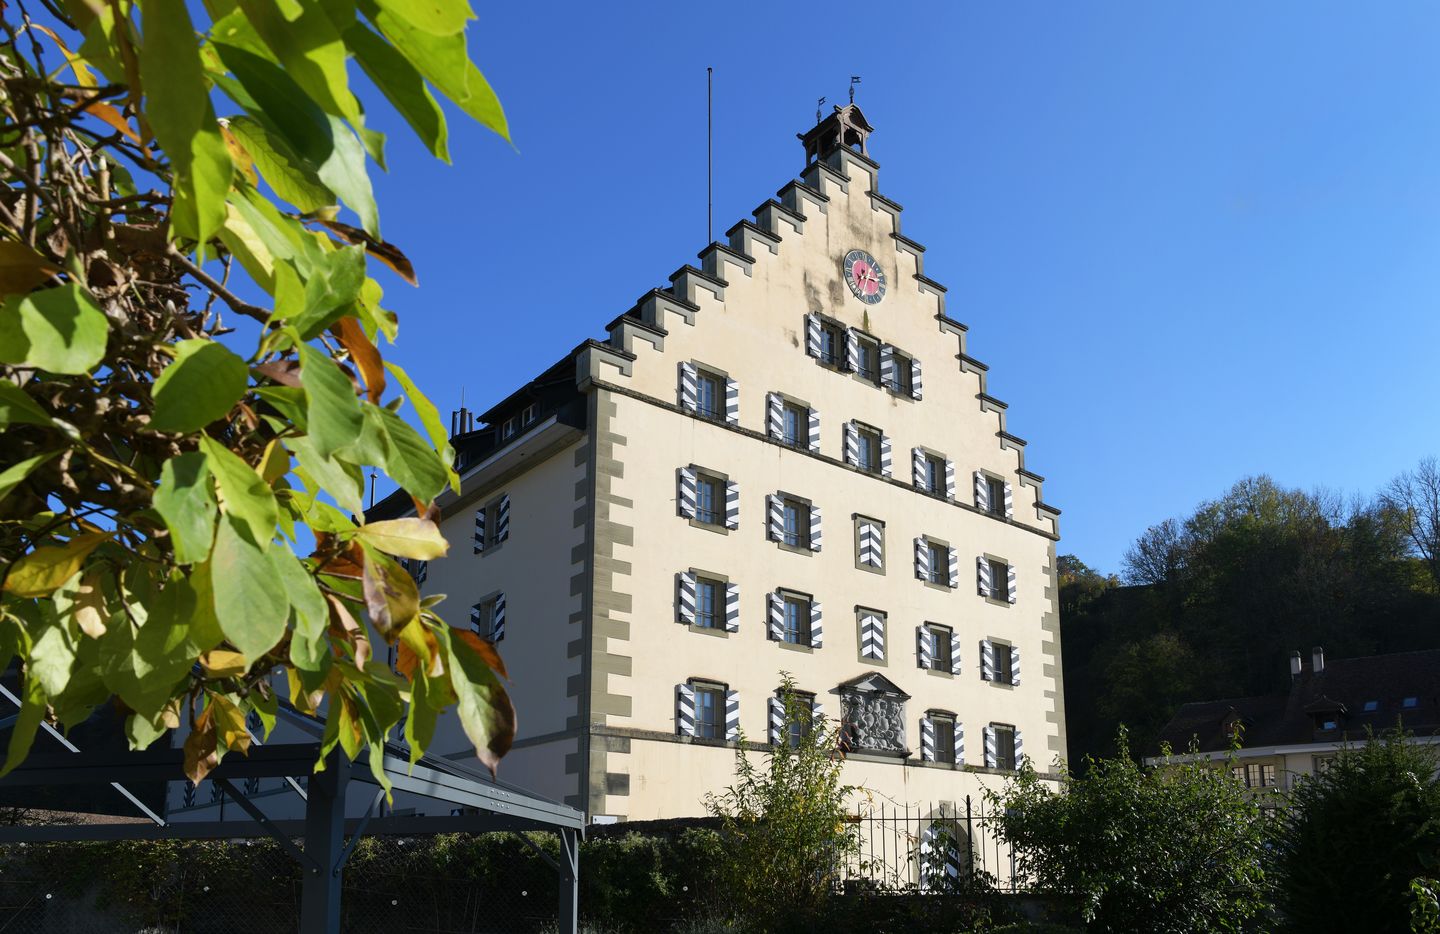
1404,697 -> 1419,709
1363,700 -> 1379,712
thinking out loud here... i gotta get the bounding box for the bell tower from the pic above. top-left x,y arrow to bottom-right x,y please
799,103 -> 875,164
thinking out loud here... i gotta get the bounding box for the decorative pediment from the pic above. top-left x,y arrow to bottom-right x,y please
838,673 -> 909,756
838,671 -> 910,700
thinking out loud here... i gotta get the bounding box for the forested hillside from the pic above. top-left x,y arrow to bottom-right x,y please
1061,461 -> 1440,767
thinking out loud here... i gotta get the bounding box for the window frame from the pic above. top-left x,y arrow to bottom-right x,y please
500,417 -> 516,441
691,680 -> 727,740
926,541 -> 948,585
988,557 -> 1011,602
986,476 -> 1006,517
854,514 -> 886,575
924,623 -> 952,673
890,348 -> 915,396
694,369 -> 725,422
855,424 -> 882,474
930,712 -> 956,764
992,723 -> 1017,771
818,320 -> 846,368
693,471 -> 725,527
779,689 -> 817,748
694,576 -> 722,630
993,641 -> 1015,686
520,402 -> 538,425
782,593 -> 813,646
855,334 -> 881,385
781,495 -> 812,549
472,594 -> 501,641
781,400 -> 807,448
924,453 -> 946,497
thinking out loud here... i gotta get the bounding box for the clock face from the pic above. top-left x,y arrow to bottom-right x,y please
843,249 -> 886,305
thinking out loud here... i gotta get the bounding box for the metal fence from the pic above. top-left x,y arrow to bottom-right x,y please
837,795 -> 1017,892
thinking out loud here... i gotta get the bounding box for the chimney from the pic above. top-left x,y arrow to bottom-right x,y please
449,406 -> 474,438
1311,646 -> 1325,675
1290,651 -> 1303,682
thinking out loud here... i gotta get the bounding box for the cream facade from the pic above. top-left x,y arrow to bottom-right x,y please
389,107 -> 1066,822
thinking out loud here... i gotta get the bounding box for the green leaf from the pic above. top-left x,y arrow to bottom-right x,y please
0,452 -> 56,506
150,339 -> 250,433
355,517 -> 448,560
3,532 -> 110,598
225,115 -> 336,213
384,361 -> 455,486
343,21 -> 447,161
375,405 -> 447,502
154,452 -> 218,564
0,380 -> 55,429
234,0 -> 361,124
274,547 -> 329,671
298,341 -> 364,458
29,614 -> 77,698
198,435 -> 278,550
287,434 -> 364,516
132,571 -> 221,688
140,0 -> 233,246
438,625 -> 515,776
1,671 -> 45,777
0,283 -> 108,374
375,0 -> 471,36
210,516 -> 290,662
293,245 -> 365,338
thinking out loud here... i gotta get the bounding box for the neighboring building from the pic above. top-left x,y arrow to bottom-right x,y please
364,105 -> 1067,823
1147,646 -> 1440,798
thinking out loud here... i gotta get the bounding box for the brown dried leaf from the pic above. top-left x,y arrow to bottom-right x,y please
86,100 -> 142,144
253,360 -> 302,388
454,629 -> 509,681
183,707 -> 218,785
334,317 -> 385,404
361,547 -> 418,642
313,217 -> 418,286
0,240 -> 61,296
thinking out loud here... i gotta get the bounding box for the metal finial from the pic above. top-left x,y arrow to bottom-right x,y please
816,96 -> 826,124
850,76 -> 861,104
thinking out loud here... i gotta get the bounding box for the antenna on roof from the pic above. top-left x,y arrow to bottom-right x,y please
707,67 -> 713,244
816,96 -> 826,124
849,76 -> 861,104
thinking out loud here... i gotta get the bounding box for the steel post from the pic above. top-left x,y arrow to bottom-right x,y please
300,750 -> 347,934
558,826 -> 580,933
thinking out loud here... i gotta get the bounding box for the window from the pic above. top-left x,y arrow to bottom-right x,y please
891,350 -> 914,395
925,625 -> 952,672
989,559 -> 1010,600
781,691 -> 816,747
1363,700 -> 1379,712
694,682 -> 725,739
923,454 -> 946,497
925,542 -> 947,584
986,476 -> 1006,517
819,321 -> 845,366
470,595 -> 504,641
932,714 -> 956,764
783,595 -> 812,645
782,402 -> 806,447
696,371 -> 723,421
1319,716 -> 1338,731
992,725 -> 1017,771
1231,766 -> 1246,785
1314,755 -> 1336,775
994,642 -> 1015,685
695,577 -> 720,629
1262,764 -> 1276,787
782,498 -> 811,548
521,403 -> 538,425
856,426 -> 881,473
1245,763 -> 1261,788
856,517 -> 884,571
856,336 -> 880,384
695,474 -> 722,525
1404,696 -> 1420,709
501,417 -> 516,440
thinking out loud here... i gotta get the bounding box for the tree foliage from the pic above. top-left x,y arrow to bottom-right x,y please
1272,732 -> 1440,934
0,0 -> 513,787
704,673 -> 861,931
990,728 -> 1268,933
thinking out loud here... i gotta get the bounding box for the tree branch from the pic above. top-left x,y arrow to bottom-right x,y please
165,245 -> 269,325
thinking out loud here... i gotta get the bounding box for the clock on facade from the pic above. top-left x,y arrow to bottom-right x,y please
843,249 -> 886,305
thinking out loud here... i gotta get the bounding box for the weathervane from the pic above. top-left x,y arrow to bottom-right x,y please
850,76 -> 861,104
816,96 -> 826,124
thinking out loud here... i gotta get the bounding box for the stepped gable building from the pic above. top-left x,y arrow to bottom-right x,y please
1148,647 -> 1440,801
373,105 -> 1067,822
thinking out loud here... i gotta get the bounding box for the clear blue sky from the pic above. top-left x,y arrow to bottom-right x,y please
360,2 -> 1440,575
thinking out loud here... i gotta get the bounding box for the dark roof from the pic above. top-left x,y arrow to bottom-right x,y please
1154,649 -> 1440,754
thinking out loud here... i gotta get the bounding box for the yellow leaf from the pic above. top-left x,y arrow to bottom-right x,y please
210,692 -> 251,755
354,517 -> 448,560
183,707 -> 218,784
0,241 -> 61,297
83,100 -> 141,143
200,649 -> 247,678
219,120 -> 258,185
3,533 -> 109,598
258,438 -> 290,485
68,571 -> 107,638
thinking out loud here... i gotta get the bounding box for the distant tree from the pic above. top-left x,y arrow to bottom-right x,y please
1056,553 -> 1117,619
1383,457 -> 1440,592
991,728 -> 1267,933
1273,732 -> 1440,934
1121,517 -> 1187,586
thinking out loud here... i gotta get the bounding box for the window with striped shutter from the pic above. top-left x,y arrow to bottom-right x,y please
1006,562 -> 1018,604
769,696 -> 785,744
879,344 -> 895,389
912,447 -> 926,489
809,599 -> 823,648
859,612 -> 885,660
678,361 -> 698,412
843,421 -> 859,467
955,722 -> 966,765
947,546 -> 959,589
767,592 -> 784,641
856,518 -> 884,570
845,330 -> 859,371
1003,480 -> 1014,519
944,458 -> 955,499
766,494 -> 783,542
1011,645 -> 1021,685
914,538 -> 930,581
983,724 -> 996,768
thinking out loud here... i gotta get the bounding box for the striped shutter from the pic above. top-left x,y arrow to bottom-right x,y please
914,538 -> 930,581
812,697 -> 824,725
845,330 -> 859,371
1012,645 -> 1021,686
1007,563 -> 1018,604
769,697 -> 785,744
1003,481 -> 1014,518
725,377 -> 739,425
978,556 -> 992,597
955,722 -> 966,765
807,406 -> 820,452
880,344 -> 895,389
809,599 -> 823,648
496,494 -> 511,542
1014,728 -> 1025,766
414,561 -> 428,584
678,361 -> 698,412
912,447 -> 926,489
766,494 -> 782,541
768,592 -> 784,640
879,433 -> 892,477
858,521 -> 883,568
917,627 -> 934,669
950,631 -> 962,675
983,725 -> 996,768
981,639 -> 995,681
974,471 -> 990,512
676,684 -> 696,737
944,459 -> 955,500
843,422 -> 859,466
491,593 -> 505,641
920,716 -> 936,762
725,480 -> 740,530
809,504 -> 822,551
469,601 -> 483,632
860,614 -> 885,660
677,468 -> 697,519
947,547 -> 959,589
725,690 -> 740,741
725,583 -> 740,632
910,357 -> 923,400
677,572 -> 696,625
473,508 -> 485,554
766,393 -> 783,440
804,313 -> 821,358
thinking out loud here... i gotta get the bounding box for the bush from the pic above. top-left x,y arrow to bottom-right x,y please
1272,732 -> 1440,933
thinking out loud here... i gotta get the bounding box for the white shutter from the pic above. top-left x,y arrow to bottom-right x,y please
724,377 -> 739,425
843,422 -> 859,466
978,556 -> 992,597
947,546 -> 959,589
496,494 -> 510,542
804,314 -> 821,358
950,632 -> 962,675
809,599 -> 823,648
769,697 -> 785,744
955,722 -> 965,765
917,626 -> 934,669
725,582 -> 740,632
766,392 -> 783,440
809,503 -> 822,552
880,344 -> 895,389
944,458 -> 955,499
1003,481 -> 1014,519
860,614 -> 885,660
491,593 -> 505,641
472,508 -> 485,554
983,725 -> 996,768
678,361 -> 697,412
974,471 -> 990,512
1012,645 -> 1021,686
677,684 -> 696,737
879,433 -> 892,477
844,330 -> 859,371
912,447 -> 926,489
910,357 -> 923,400
725,689 -> 740,741
766,494 -> 782,542
677,468 -> 697,519
858,521 -> 883,569
915,538 -> 930,581
920,716 -> 935,762
1007,563 -> 1018,604
677,572 -> 696,625
768,592 -> 784,641
811,697 -> 824,725
725,480 -> 740,530
807,406 -> 820,452
981,639 -> 995,681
